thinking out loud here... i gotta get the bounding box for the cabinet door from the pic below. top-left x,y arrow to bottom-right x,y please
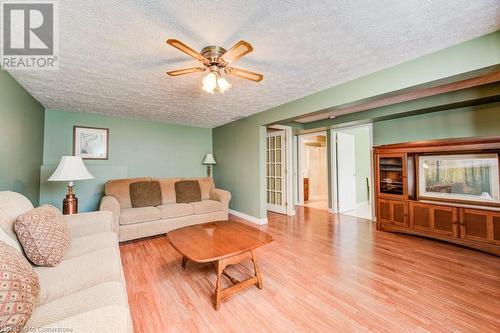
378,199 -> 409,228
459,209 -> 500,245
376,153 -> 408,200
410,202 -> 458,237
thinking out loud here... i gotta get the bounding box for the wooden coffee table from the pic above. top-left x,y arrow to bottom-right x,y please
167,220 -> 273,310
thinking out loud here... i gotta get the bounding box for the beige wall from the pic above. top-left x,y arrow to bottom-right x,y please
306,146 -> 328,199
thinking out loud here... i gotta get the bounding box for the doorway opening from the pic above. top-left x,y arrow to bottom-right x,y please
331,124 -> 373,220
298,132 -> 328,210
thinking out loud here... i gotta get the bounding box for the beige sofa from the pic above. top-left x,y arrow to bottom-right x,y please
0,191 -> 132,333
99,177 -> 231,242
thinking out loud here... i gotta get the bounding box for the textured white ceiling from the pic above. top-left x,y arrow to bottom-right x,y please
7,0 -> 500,128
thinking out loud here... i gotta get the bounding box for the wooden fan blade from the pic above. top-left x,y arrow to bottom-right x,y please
166,39 -> 209,65
225,67 -> 263,82
219,40 -> 253,65
167,67 -> 206,76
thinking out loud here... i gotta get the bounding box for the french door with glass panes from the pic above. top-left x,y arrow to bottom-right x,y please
267,131 -> 287,214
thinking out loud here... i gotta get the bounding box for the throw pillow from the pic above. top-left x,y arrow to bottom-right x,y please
175,180 -> 201,204
130,181 -> 162,208
14,205 -> 71,267
0,241 -> 40,333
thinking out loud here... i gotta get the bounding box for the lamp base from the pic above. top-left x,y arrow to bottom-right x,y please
207,165 -> 212,177
63,186 -> 78,215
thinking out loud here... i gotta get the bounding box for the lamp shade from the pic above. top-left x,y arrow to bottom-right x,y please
48,156 -> 95,181
202,153 -> 216,165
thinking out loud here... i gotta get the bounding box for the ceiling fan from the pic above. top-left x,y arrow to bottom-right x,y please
166,39 -> 264,94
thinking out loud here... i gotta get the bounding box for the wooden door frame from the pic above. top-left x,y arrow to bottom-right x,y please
297,131 -> 328,208
268,125 -> 295,216
329,124 -> 375,219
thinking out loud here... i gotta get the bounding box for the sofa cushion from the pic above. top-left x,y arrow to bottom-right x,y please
120,207 -> 161,226
64,211 -> 114,238
37,305 -> 131,333
156,178 -> 182,204
35,246 -> 122,305
104,177 -> 151,208
65,232 -> 118,259
198,177 -> 215,200
0,227 -> 22,253
175,180 -> 201,204
183,177 -> 215,200
0,191 -> 34,243
130,181 -> 162,208
0,241 -> 40,333
15,205 -> 71,267
192,200 -> 223,215
158,203 -> 194,219
27,281 -> 128,329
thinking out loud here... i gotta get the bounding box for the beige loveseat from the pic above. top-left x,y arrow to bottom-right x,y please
99,177 -> 231,242
0,191 -> 132,333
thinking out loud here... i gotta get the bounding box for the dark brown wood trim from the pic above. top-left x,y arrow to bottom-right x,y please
331,71 -> 500,117
416,195 -> 500,208
374,136 -> 500,152
279,70 -> 500,126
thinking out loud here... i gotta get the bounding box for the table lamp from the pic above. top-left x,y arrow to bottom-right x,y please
48,156 -> 95,215
202,153 -> 217,177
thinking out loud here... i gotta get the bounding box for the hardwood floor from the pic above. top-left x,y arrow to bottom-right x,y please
120,207 -> 500,333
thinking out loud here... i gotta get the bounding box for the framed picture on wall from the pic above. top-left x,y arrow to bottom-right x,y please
73,126 -> 109,160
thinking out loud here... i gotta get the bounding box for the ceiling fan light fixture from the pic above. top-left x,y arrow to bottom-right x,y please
216,76 -> 231,93
166,39 -> 263,93
202,72 -> 217,94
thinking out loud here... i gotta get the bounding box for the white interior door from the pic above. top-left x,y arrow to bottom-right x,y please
267,131 -> 287,214
337,132 -> 357,213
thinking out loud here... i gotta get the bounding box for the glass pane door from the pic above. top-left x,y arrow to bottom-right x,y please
379,156 -> 403,195
267,131 -> 286,213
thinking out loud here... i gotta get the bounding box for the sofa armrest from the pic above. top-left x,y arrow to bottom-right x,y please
99,196 -> 120,233
64,211 -> 114,237
209,188 -> 231,207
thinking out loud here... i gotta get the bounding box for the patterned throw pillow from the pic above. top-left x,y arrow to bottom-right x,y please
14,205 -> 71,267
0,241 -> 40,333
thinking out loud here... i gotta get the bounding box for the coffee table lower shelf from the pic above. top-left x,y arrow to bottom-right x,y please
181,250 -> 263,310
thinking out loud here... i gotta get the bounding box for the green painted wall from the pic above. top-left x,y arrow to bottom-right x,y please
214,31 -> 500,219
373,103 -> 500,146
212,118 -> 264,217
336,126 -> 371,203
40,109 -> 212,212
0,70 -> 44,205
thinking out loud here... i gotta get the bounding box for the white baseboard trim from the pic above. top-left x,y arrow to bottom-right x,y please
229,209 -> 268,225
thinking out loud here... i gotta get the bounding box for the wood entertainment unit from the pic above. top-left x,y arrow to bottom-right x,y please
374,136 -> 500,256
